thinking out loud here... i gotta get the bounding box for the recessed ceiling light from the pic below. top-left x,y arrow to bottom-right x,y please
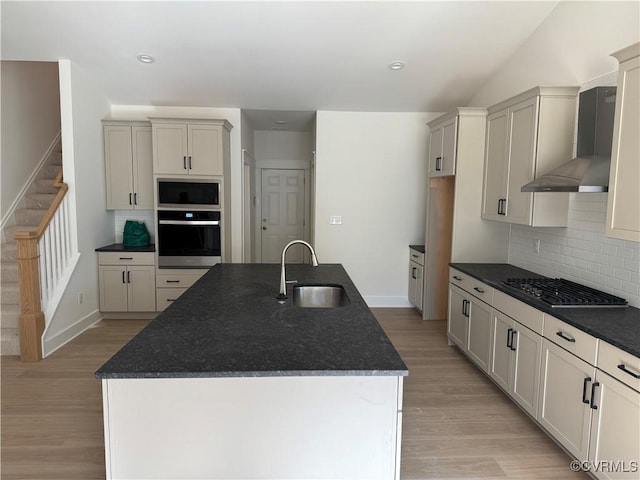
137,54 -> 155,64
388,61 -> 406,71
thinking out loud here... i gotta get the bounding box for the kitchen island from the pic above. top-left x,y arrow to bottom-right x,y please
96,264 -> 408,480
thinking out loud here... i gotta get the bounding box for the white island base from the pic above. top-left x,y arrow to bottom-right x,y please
102,375 -> 404,479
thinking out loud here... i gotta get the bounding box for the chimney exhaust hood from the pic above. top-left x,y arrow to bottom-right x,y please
521,86 -> 616,193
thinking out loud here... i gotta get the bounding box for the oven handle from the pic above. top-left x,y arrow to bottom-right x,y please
159,220 -> 220,226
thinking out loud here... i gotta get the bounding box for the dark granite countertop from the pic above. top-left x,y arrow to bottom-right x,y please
450,263 -> 640,358
95,264 -> 408,379
95,243 -> 155,253
409,245 -> 425,254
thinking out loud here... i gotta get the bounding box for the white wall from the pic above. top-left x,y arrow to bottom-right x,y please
315,111 -> 434,306
254,130 -> 312,162
1,61 -> 60,219
43,60 -> 113,354
469,1 -> 640,107
108,105 -> 243,263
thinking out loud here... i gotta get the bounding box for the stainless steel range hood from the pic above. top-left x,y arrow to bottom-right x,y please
522,87 -> 616,193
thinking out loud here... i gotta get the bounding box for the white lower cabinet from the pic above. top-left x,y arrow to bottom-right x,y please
490,311 -> 542,418
155,270 -> 207,312
447,283 -> 492,373
98,252 -> 156,312
538,338 -> 595,461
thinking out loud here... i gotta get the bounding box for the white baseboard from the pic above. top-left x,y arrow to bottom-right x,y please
363,296 -> 413,308
42,309 -> 102,357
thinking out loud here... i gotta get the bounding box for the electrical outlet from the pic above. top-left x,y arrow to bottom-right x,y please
329,216 -> 342,225
534,239 -> 541,254
77,292 -> 84,304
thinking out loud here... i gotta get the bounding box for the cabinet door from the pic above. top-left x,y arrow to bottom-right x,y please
132,126 -> 153,210
511,324 -> 542,419
606,55 -> 640,242
153,123 -> 188,175
505,97 -> 538,225
408,261 -> 417,307
466,297 -> 492,373
104,126 -> 134,210
188,124 -> 223,176
589,372 -> 640,480
99,265 -> 128,312
538,339 -> 595,461
490,311 -> 513,392
447,285 -> 468,350
127,265 -> 156,312
440,117 -> 457,176
414,263 -> 424,312
482,109 -> 509,221
428,124 -> 443,177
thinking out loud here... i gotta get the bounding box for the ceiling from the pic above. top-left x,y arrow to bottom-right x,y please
1,1 -> 560,129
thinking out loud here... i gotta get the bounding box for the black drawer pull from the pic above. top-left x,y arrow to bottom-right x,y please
556,331 -> 576,343
507,328 -> 513,349
590,382 -> 600,410
119,257 -> 133,260
166,280 -> 181,283
122,271 -> 126,284
453,275 -> 462,281
618,364 -> 640,379
473,287 -> 485,294
167,298 -> 176,302
582,377 -> 592,404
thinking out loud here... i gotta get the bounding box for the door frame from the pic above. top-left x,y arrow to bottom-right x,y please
255,167 -> 310,264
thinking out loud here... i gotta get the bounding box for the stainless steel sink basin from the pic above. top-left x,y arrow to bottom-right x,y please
292,284 -> 350,308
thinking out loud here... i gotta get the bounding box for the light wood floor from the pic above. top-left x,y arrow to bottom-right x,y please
1,309 -> 588,479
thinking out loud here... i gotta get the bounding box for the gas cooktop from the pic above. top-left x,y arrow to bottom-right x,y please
502,277 -> 628,308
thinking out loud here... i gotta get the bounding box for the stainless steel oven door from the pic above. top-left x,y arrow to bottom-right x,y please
157,210 -> 221,268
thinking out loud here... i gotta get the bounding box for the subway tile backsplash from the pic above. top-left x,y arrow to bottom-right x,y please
509,193 -> 640,308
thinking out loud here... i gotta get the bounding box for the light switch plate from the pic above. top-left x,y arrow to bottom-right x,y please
329,216 -> 343,225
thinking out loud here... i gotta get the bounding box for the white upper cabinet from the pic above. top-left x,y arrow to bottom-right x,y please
151,119 -> 232,176
103,121 -> 153,210
481,86 -> 579,226
606,43 -> 640,242
428,116 -> 457,177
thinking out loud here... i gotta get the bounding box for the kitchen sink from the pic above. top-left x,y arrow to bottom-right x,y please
292,284 -> 350,308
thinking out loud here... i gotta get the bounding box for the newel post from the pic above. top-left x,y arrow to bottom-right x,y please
14,232 -> 44,362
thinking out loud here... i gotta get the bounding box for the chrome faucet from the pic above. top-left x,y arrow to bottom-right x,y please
277,240 -> 319,301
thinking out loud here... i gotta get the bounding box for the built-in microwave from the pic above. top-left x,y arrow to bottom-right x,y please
157,179 -> 220,209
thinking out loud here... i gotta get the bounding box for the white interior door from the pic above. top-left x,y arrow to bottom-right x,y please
261,169 -> 306,263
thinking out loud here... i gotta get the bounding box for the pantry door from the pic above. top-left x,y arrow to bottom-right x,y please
260,169 -> 306,263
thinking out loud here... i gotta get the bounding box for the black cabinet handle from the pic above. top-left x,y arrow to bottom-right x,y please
167,298 -> 177,302
461,299 -> 467,316
166,280 -> 181,284
119,257 -> 133,260
122,271 -> 125,284
507,328 -> 513,349
473,287 -> 485,294
453,275 -> 462,281
183,156 -> 187,170
435,156 -> 442,171
412,267 -> 417,279
556,331 -> 576,343
618,364 -> 640,379
510,330 -> 517,351
134,193 -> 137,205
590,382 -> 600,410
582,377 -> 592,404
127,271 -> 131,284
188,156 -> 192,170
464,300 -> 470,317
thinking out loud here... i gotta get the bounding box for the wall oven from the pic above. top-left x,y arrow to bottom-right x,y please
157,210 -> 221,268
157,179 -> 220,209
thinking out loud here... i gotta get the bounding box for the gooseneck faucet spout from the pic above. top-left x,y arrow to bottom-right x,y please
277,240 -> 319,301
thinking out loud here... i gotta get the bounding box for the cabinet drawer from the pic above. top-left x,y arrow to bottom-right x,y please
98,252 -> 154,266
409,248 -> 424,266
543,314 -> 598,366
466,277 -> 493,304
156,273 -> 203,289
598,341 -> 640,392
156,288 -> 188,311
449,268 -> 469,289
493,290 -> 544,334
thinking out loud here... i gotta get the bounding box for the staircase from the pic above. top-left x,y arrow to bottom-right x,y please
1,150 -> 63,355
